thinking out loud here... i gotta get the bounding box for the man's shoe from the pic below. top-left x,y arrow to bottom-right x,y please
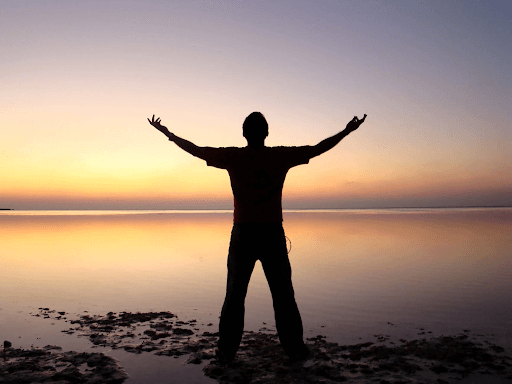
286,344 -> 310,361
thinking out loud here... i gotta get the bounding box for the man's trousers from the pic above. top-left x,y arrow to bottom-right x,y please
218,223 -> 306,357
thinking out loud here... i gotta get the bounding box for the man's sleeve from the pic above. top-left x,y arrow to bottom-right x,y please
281,146 -> 315,168
201,147 -> 234,169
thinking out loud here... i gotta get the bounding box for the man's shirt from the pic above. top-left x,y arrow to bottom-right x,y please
203,146 -> 313,223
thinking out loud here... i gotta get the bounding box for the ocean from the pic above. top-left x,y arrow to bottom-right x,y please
1,208 -> 511,382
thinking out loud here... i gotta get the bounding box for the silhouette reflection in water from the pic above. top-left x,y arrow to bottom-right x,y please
147,111 -> 366,361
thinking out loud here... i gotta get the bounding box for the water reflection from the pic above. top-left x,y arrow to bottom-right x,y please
1,209 -> 511,342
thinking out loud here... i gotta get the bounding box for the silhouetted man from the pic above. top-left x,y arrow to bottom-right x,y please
147,112 -> 366,361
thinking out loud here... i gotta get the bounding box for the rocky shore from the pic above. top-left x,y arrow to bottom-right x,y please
1,308 -> 511,383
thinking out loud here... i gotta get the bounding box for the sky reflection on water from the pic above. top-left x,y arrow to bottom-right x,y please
1,208 -> 511,345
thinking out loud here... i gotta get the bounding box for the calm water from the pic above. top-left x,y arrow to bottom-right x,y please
1,208 -> 511,373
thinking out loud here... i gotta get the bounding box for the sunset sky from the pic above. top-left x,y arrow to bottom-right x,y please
2,1 -> 511,210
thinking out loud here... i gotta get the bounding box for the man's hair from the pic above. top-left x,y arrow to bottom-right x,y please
243,112 -> 269,139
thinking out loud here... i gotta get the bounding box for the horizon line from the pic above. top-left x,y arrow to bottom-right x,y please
2,205 -> 511,212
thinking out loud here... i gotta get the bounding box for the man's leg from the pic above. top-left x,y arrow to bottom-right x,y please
218,225 -> 256,358
260,226 -> 308,358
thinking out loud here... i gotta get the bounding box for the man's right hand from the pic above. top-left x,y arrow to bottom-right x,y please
148,115 -> 171,136
345,114 -> 367,133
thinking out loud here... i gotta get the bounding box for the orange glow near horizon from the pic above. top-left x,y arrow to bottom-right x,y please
2,154 -> 511,209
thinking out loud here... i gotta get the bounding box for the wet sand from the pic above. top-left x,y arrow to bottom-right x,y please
2,308 -> 511,383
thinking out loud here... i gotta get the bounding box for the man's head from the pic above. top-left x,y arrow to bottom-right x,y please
243,112 -> 268,144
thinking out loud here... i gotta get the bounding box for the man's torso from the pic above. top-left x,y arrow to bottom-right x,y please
204,146 -> 312,223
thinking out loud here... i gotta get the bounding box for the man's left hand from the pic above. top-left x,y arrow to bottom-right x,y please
345,114 -> 367,132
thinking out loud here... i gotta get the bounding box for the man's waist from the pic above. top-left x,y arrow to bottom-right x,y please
233,201 -> 283,223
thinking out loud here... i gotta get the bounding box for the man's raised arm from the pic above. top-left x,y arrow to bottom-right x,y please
147,115 -> 209,160
309,114 -> 367,159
